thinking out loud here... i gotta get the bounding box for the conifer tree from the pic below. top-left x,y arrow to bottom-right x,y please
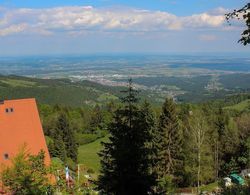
57,112 -> 78,162
157,98 -> 183,184
89,104 -> 103,133
50,115 -> 67,162
140,101 -> 159,192
98,79 -> 156,195
53,134 -> 67,162
50,112 -> 78,163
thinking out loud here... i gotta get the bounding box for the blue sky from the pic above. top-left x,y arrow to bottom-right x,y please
2,0 -> 248,15
0,0 -> 249,55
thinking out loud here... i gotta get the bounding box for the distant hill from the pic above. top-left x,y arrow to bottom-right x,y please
0,75 -> 121,107
1,75 -> 250,107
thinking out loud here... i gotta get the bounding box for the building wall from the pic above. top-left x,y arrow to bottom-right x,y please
0,98 -> 51,167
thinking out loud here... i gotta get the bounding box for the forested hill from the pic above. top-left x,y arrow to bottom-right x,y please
0,75 -> 122,107
1,75 -> 250,108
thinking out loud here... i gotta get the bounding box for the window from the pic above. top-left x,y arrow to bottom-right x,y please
4,153 -> 9,160
5,108 -> 14,113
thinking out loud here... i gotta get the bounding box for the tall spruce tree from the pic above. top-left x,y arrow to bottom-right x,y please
52,112 -> 78,162
50,116 -> 67,162
98,79 -> 156,195
53,133 -> 67,162
89,104 -> 103,133
157,98 -> 183,185
140,101 -> 158,177
58,112 -> 78,162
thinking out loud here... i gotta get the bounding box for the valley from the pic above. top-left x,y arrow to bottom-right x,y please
0,54 -> 250,104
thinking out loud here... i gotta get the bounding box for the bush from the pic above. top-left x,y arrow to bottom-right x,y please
65,158 -> 77,171
1,147 -> 53,194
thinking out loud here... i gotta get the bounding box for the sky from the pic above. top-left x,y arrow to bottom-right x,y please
0,0 -> 249,56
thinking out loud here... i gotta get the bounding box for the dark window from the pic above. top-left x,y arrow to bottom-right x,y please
4,153 -> 9,160
5,108 -> 14,113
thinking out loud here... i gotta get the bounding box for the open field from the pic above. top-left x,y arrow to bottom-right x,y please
78,136 -> 108,173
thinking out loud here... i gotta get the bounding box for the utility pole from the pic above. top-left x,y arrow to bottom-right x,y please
78,164 -> 80,184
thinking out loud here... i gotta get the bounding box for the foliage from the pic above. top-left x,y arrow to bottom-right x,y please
46,111 -> 78,163
226,3 -> 250,45
98,79 -> 156,194
156,98 -> 184,188
76,133 -> 104,145
184,111 -> 214,192
1,148 -> 53,195
157,175 -> 175,195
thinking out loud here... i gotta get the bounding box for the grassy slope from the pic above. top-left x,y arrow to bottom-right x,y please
78,136 -> 108,173
225,99 -> 250,111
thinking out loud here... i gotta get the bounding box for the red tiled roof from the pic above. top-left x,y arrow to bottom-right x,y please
0,98 -> 51,167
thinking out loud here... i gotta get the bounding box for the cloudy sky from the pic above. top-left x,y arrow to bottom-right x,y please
0,0 -> 249,56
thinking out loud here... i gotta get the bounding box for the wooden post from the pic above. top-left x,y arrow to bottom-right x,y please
78,164 -> 80,184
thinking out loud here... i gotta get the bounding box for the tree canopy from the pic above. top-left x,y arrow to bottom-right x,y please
226,3 -> 250,45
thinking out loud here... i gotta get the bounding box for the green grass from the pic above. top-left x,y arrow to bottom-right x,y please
97,93 -> 118,102
178,182 -> 218,193
78,136 -> 108,174
1,79 -> 37,87
200,182 -> 218,192
225,99 -> 250,111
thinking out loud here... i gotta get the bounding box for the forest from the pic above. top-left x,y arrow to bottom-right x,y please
3,79 -> 249,194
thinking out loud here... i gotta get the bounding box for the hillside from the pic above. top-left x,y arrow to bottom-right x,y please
224,99 -> 250,112
1,74 -> 250,108
0,75 -> 121,107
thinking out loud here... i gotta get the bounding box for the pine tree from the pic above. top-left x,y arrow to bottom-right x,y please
89,104 -> 103,133
98,79 -> 156,195
157,98 -> 183,184
140,101 -> 159,191
50,112 -> 78,163
52,127 -> 67,162
57,112 -> 78,162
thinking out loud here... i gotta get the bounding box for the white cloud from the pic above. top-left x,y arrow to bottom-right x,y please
0,23 -> 27,36
207,7 -> 229,16
183,13 -> 224,28
0,6 -> 227,36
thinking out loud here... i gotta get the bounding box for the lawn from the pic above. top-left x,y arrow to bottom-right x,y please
78,136 -> 108,174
